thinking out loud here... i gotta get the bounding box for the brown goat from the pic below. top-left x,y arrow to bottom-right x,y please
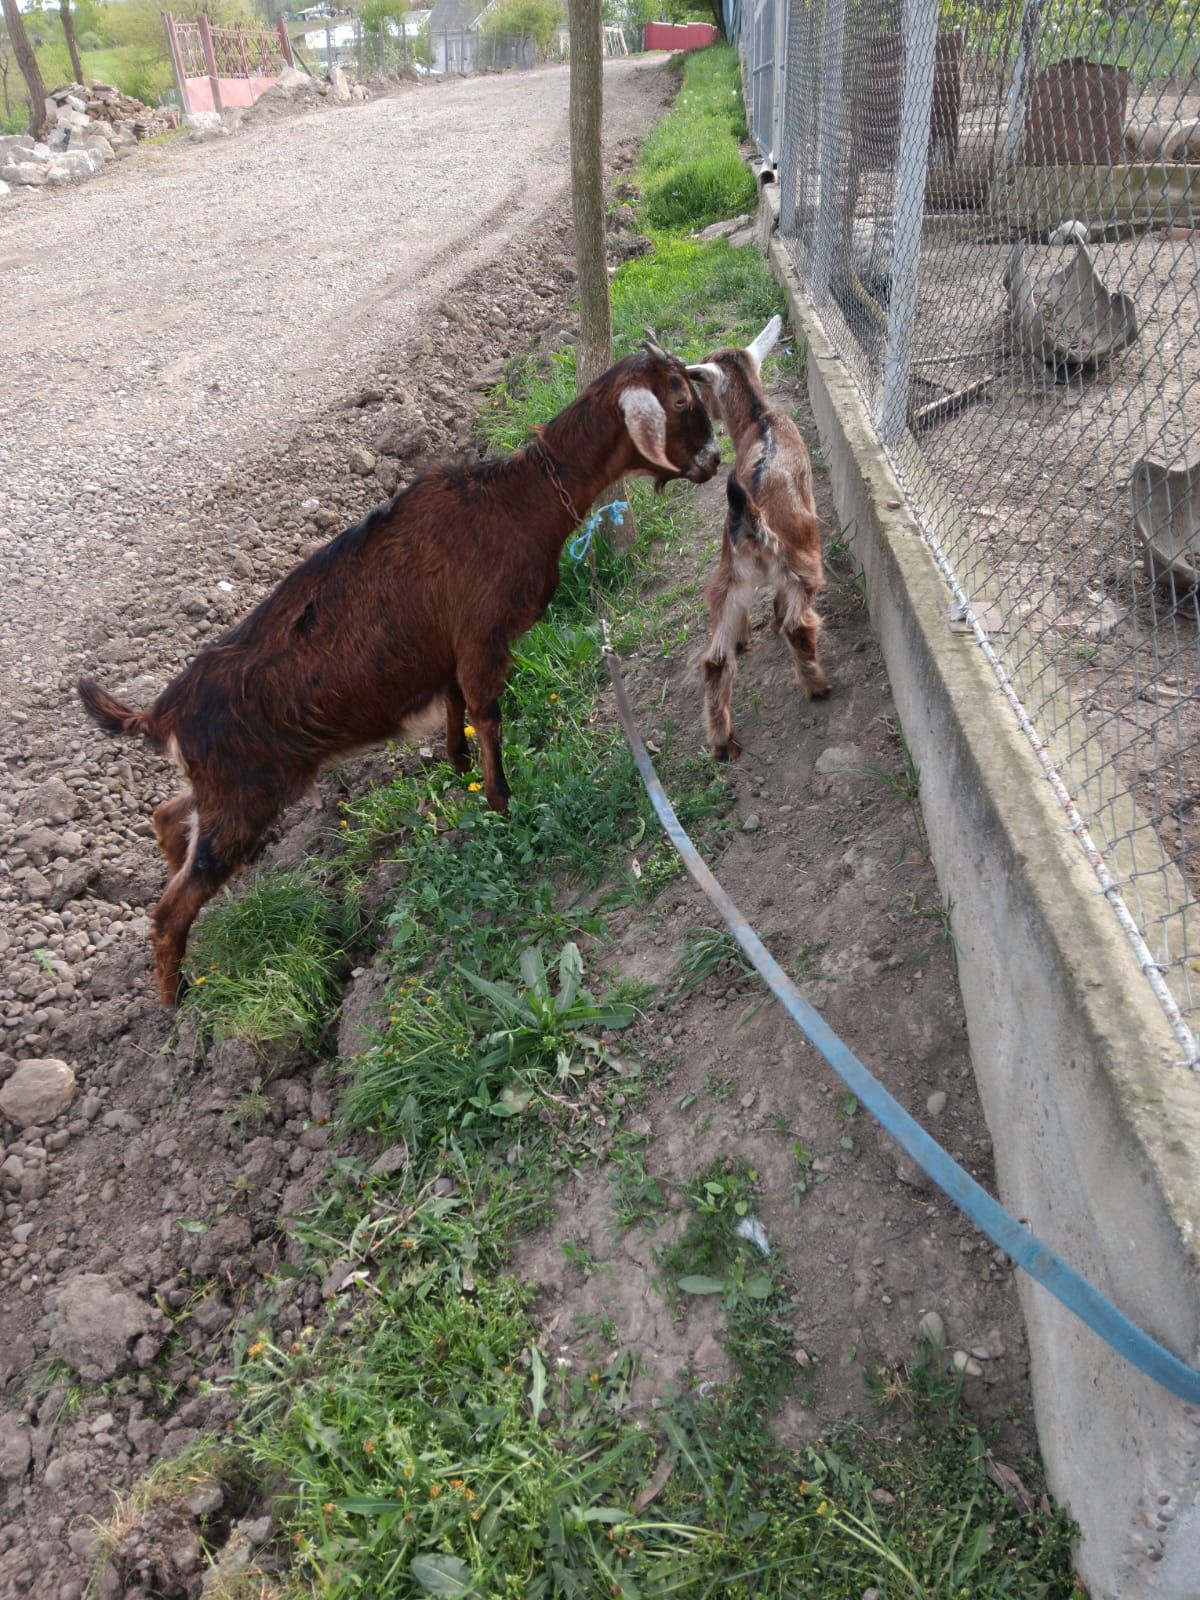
78,346 -> 720,1006
686,315 -> 829,760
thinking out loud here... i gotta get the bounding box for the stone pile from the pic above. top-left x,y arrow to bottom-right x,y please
0,80 -> 180,197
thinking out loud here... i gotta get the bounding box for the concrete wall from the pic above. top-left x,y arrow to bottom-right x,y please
757,190 -> 1200,1598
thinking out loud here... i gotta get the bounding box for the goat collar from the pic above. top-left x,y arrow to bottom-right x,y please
532,432 -> 584,528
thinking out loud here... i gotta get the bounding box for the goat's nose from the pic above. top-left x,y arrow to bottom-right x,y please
694,440 -> 721,478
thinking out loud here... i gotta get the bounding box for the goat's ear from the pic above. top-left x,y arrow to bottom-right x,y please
747,314 -> 783,373
618,387 -> 675,472
685,362 -> 724,391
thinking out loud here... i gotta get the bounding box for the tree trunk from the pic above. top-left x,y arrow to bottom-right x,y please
1,0 -> 49,139
569,0 -> 611,392
60,0 -> 84,85
569,0 -> 633,549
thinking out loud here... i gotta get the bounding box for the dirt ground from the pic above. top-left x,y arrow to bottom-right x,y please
1,62 -> 1036,1598
516,373 -> 1027,1443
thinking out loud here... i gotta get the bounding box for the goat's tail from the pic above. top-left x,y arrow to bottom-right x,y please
77,677 -> 160,742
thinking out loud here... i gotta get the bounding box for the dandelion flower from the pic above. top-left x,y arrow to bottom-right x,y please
468,781 -> 482,792
429,1484 -> 442,1499
194,975 -> 207,986
464,724 -> 476,737
549,692 -> 558,701
363,1438 -> 376,1454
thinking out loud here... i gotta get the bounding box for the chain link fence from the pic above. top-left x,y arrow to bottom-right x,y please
741,0 -> 1200,1058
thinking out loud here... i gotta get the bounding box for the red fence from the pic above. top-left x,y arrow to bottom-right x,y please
643,22 -> 720,52
164,13 -> 295,115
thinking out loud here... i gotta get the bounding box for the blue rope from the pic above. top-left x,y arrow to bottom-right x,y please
569,501 -> 630,563
602,636 -> 1200,1405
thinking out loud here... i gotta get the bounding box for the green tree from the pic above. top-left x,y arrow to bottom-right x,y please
482,0 -> 564,54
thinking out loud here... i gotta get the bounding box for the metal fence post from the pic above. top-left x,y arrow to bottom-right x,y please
1000,0 -> 1044,168
197,12 -> 224,111
876,0 -> 939,445
809,0 -> 846,306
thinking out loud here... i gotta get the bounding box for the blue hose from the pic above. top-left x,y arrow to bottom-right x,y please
603,638 -> 1200,1405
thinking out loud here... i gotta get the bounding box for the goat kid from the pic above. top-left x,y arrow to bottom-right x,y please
687,315 -> 830,761
79,343 -> 720,1007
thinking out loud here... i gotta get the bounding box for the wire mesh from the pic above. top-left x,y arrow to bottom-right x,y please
765,0 -> 1200,1056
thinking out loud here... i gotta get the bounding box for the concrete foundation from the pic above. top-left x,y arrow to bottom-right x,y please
757,188 -> 1200,1598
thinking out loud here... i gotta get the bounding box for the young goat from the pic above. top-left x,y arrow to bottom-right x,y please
686,315 -> 830,760
79,343 -> 719,1006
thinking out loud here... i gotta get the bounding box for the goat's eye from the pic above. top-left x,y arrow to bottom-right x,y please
672,387 -> 692,410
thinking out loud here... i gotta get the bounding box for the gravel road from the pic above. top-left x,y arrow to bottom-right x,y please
0,58 -> 664,732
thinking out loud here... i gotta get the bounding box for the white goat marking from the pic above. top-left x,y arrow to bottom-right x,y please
164,805 -> 200,897
618,387 -> 675,471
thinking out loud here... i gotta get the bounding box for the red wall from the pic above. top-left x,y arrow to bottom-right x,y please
644,22 -> 719,52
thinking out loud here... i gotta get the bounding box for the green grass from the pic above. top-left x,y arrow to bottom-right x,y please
132,55 -> 1079,1600
33,40 -> 174,104
639,45 -> 757,231
180,870 -> 352,1047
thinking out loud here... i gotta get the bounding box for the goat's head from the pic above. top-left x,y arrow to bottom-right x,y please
685,314 -> 783,429
607,332 -> 720,488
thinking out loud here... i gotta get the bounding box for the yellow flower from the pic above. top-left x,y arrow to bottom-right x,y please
429,1484 -> 442,1499
549,692 -> 558,701
339,819 -> 349,829
402,1465 -> 415,1480
468,782 -> 482,792
816,1500 -> 828,1517
363,1438 -> 376,1454
401,1236 -> 417,1250
589,1372 -> 601,1386
194,975 -> 207,986
247,1340 -> 267,1358
323,1501 -> 335,1514
464,724 -> 476,737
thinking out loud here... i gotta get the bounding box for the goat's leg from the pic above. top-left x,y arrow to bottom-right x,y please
778,579 -> 830,700
468,697 -> 509,812
736,609 -> 753,655
152,792 -> 195,878
150,804 -> 266,1006
444,681 -> 470,775
702,650 -> 741,761
460,640 -> 512,812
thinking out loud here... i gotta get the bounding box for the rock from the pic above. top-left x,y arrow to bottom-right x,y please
6,161 -> 47,188
25,774 -> 80,825
741,813 -> 761,833
951,1349 -> 983,1377
925,1089 -> 947,1116
369,1141 -> 409,1178
917,1310 -> 945,1346
0,133 -> 35,159
0,179 -> 8,199
0,1058 -> 77,1126
276,66 -> 315,90
1082,597 -> 1122,641
813,743 -> 865,781
697,213 -> 751,241
348,446 -> 376,475
47,1273 -> 167,1380
328,65 -> 352,103
0,1416 -> 31,1482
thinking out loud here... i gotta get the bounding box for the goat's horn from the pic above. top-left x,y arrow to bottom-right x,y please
640,328 -> 671,359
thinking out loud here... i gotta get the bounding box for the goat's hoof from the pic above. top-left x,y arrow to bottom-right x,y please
804,677 -> 832,701
486,791 -> 511,815
711,738 -> 742,763
735,639 -> 753,657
